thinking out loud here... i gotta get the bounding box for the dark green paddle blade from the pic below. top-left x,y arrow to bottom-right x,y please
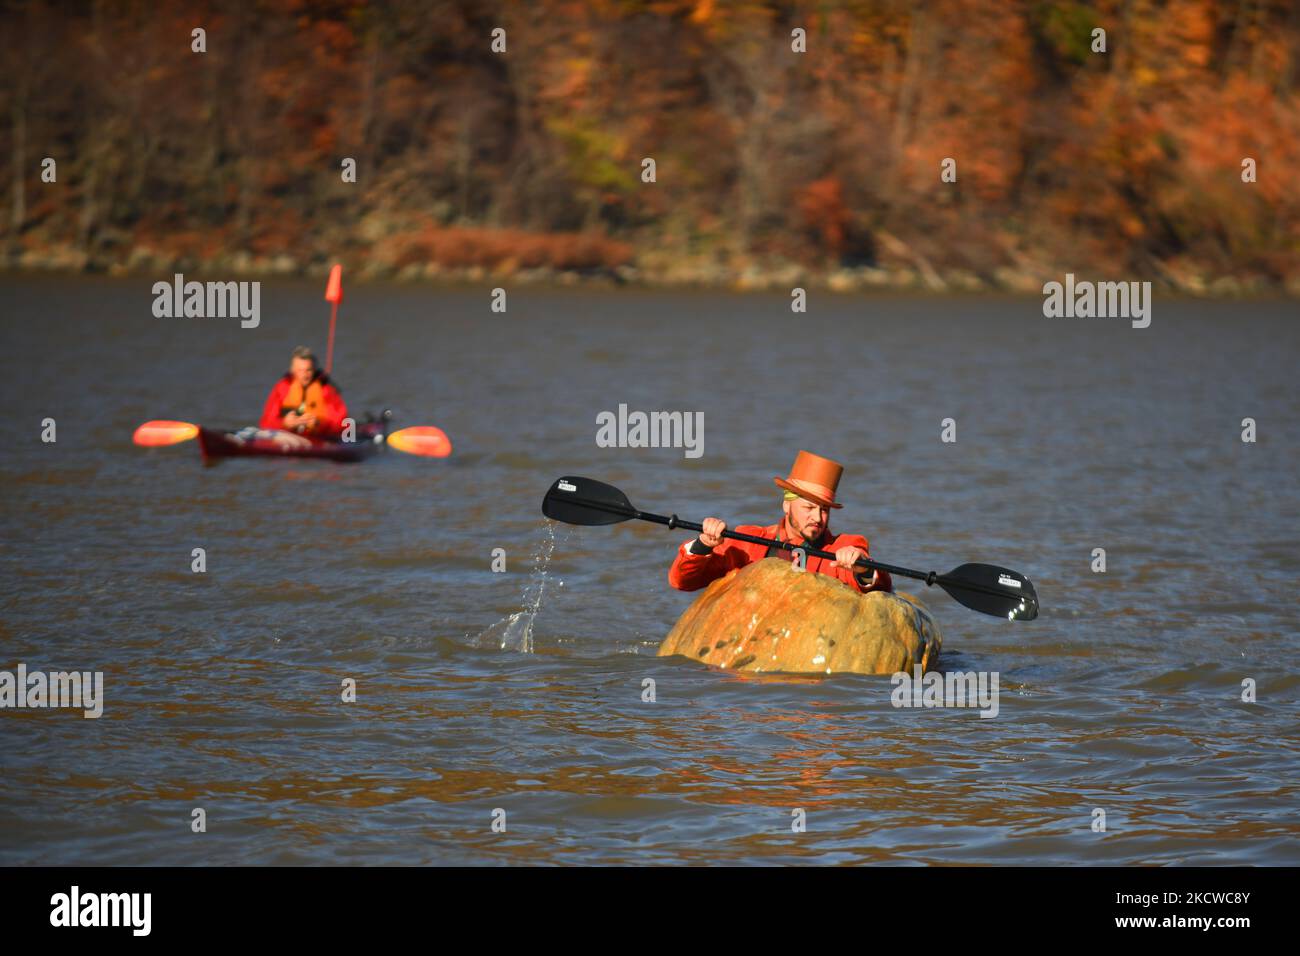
936,563 -> 1040,620
542,476 -> 638,526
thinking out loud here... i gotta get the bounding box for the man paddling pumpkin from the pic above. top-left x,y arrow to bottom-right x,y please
258,346 -> 349,439
669,451 -> 893,594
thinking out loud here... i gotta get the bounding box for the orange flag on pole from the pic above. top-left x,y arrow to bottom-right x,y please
324,264 -> 343,372
325,264 -> 344,303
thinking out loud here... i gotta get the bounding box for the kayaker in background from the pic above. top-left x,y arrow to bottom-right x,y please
669,451 -> 893,595
258,346 -> 349,438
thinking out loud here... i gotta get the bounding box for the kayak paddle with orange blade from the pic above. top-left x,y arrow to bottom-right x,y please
134,418 -> 451,457
132,420 -> 199,446
387,426 -> 452,458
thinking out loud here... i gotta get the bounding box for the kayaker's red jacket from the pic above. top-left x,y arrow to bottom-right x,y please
669,521 -> 893,595
258,373 -> 348,438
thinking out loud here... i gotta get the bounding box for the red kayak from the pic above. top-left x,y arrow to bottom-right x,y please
197,416 -> 389,464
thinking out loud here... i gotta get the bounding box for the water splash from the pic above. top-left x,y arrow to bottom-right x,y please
472,522 -> 566,653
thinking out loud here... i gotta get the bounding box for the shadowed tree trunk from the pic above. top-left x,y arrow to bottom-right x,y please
9,81 -> 25,237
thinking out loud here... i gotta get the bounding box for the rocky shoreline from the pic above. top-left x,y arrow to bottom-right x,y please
3,241 -> 1296,298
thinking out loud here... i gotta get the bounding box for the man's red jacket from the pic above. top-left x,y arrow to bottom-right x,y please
669,521 -> 894,594
258,373 -> 348,437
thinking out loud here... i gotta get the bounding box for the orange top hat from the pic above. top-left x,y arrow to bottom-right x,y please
773,450 -> 844,509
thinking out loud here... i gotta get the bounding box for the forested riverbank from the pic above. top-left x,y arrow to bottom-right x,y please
3,1 -> 1298,293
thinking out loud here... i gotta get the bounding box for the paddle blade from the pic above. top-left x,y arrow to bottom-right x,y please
387,426 -> 452,458
542,476 -> 637,526
936,563 -> 1040,621
133,420 -> 199,447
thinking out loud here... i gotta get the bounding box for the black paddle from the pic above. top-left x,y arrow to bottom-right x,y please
542,475 -> 1039,621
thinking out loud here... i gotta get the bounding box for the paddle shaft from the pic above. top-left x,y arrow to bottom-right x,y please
559,491 -> 932,580
543,479 -> 1038,617
642,511 -> 944,583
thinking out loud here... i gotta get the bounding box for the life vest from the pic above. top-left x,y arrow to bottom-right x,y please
281,376 -> 330,433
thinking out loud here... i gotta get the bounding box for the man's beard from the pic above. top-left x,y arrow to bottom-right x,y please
786,517 -> 826,544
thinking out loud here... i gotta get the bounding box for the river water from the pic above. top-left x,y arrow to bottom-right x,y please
1,276 -> 1296,865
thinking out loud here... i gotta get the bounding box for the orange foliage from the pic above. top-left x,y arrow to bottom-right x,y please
796,178 -> 850,260
2,0 -> 1295,283
391,227 -> 633,273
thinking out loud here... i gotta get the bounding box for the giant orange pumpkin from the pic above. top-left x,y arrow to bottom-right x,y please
658,557 -> 941,675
